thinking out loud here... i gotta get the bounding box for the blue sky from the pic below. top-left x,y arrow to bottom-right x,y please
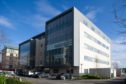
0,0 -> 125,67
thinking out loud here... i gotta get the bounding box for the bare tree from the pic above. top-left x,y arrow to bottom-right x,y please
112,61 -> 119,69
0,29 -> 9,50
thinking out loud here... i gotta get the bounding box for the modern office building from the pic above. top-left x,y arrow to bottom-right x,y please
45,7 -> 111,75
19,32 -> 45,70
2,45 -> 18,69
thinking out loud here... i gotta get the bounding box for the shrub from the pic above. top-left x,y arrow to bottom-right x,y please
0,76 -> 32,84
72,77 -> 82,80
80,74 -> 101,79
0,76 -> 6,84
6,78 -> 21,84
6,78 -> 32,84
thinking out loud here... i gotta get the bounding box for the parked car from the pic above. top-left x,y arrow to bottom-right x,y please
56,73 -> 64,79
0,71 -> 16,77
0,72 -> 6,76
22,71 -> 34,77
48,73 -> 58,79
31,73 -> 39,78
48,73 -> 71,80
38,73 -> 49,78
60,73 -> 71,80
29,72 -> 40,78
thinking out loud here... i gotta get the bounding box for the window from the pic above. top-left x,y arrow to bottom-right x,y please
84,44 -> 109,57
84,56 -> 95,62
82,21 -> 110,43
84,56 -> 109,65
46,12 -> 73,66
20,42 -> 30,66
84,32 -> 109,49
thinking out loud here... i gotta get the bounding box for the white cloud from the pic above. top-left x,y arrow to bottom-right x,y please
85,6 -> 101,21
112,37 -> 126,68
33,0 -> 64,29
86,10 -> 97,21
1,0 -> 66,30
33,14 -> 48,29
85,6 -> 96,11
35,0 -> 61,17
61,5 -> 70,10
0,16 -> 14,28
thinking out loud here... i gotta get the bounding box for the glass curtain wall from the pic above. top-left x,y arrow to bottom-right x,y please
20,42 -> 30,67
46,11 -> 73,67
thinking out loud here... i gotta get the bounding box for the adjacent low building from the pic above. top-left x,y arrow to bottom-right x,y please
2,45 -> 18,69
19,32 -> 45,71
45,7 -> 111,76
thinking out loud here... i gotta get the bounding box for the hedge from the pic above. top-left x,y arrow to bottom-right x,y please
80,74 -> 101,79
0,76 -> 31,84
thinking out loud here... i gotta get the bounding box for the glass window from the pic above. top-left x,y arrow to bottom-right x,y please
20,42 -> 30,66
84,43 -> 109,57
46,11 -> 73,66
84,32 -> 109,49
84,56 -> 109,65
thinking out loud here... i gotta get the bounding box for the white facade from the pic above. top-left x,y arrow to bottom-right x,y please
6,48 -> 18,57
73,7 -> 111,74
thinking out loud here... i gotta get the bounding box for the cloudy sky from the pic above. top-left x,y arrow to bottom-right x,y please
0,0 -> 126,67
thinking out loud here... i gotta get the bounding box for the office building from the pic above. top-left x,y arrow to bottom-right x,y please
45,7 -> 111,75
2,45 -> 18,69
19,32 -> 45,70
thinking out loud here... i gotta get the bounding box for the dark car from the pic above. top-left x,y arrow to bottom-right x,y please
48,73 -> 58,79
56,73 -> 64,79
60,73 -> 71,80
38,73 -> 49,78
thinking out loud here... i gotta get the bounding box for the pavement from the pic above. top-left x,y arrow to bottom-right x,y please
21,77 -> 126,84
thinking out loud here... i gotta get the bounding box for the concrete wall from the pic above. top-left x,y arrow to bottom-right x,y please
35,38 -> 45,67
73,7 -> 81,67
111,69 -> 117,78
89,68 -> 111,78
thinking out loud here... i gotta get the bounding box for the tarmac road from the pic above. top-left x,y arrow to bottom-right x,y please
21,77 -> 126,84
